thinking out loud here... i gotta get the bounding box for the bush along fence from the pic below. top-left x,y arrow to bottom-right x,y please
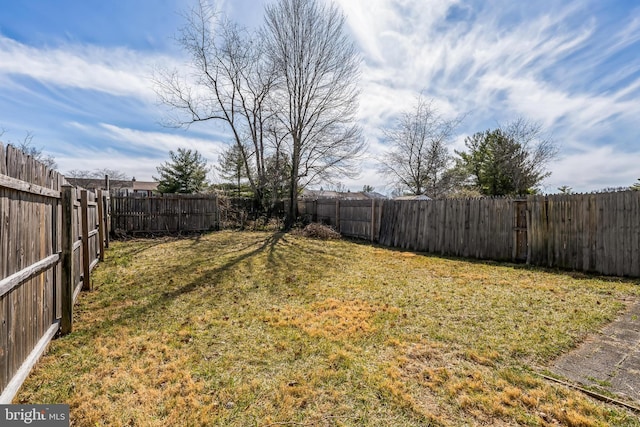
298,198 -> 384,241
301,192 -> 640,277
0,142 -> 110,403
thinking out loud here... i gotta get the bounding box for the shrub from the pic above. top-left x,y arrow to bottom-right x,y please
294,223 -> 341,240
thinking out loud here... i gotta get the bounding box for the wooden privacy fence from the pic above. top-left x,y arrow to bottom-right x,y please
378,198 -> 526,261
111,194 -> 219,234
298,199 -> 384,241
528,192 -> 640,277
0,143 -> 109,403
304,193 -> 639,277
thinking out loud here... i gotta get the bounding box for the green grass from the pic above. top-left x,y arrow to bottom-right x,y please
16,231 -> 640,426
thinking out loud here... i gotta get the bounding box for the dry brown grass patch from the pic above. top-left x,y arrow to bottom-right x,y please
267,298 -> 399,341
15,232 -> 640,426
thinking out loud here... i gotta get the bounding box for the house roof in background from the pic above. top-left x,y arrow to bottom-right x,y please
394,195 -> 432,200
65,178 -> 158,191
133,181 -> 158,191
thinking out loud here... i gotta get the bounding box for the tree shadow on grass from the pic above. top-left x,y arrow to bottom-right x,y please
165,232 -> 287,299
81,231 -> 344,335
105,238 -> 169,265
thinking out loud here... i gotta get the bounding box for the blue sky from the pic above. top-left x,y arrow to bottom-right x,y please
1,0 -> 639,193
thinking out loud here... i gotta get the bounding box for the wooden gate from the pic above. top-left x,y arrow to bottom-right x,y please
513,200 -> 528,261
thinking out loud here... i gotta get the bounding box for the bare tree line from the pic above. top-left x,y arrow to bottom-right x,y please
154,0 -> 364,224
378,96 -> 560,198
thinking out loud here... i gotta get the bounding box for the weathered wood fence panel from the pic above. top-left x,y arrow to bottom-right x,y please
528,192 -> 640,276
0,143 -> 62,403
338,200 -> 381,240
316,200 -> 337,225
305,193 -> 639,277
378,198 -> 517,261
0,143 -> 107,403
110,194 -> 219,234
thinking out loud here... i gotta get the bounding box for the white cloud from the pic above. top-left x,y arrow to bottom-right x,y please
545,146 -> 640,192
4,1 -> 639,194
98,123 -> 226,160
335,0 -> 640,193
56,152 -> 160,182
53,123 -> 228,181
0,35 -> 179,101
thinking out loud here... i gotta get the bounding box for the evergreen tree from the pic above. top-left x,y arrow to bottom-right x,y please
362,185 -> 375,193
557,185 -> 573,194
155,148 -> 209,194
457,129 -> 520,196
215,145 -> 249,196
456,120 -> 557,196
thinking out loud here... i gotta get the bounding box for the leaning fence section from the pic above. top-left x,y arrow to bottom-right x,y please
110,194 -> 219,234
0,142 -> 108,403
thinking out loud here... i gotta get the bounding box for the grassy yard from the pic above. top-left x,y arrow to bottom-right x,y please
16,231 -> 640,426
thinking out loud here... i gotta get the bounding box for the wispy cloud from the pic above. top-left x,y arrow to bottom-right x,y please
53,122 -> 226,179
548,146 -> 640,192
0,35 -> 176,101
2,0 -> 639,193
335,0 -> 640,192
98,123 -> 226,160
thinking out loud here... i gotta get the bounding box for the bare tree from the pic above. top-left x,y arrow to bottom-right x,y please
154,0 -> 276,209
3,130 -> 58,169
378,97 -> 460,198
263,0 -> 365,223
66,168 -> 129,180
330,182 -> 348,193
65,170 -> 93,179
93,168 -> 129,180
501,117 -> 558,194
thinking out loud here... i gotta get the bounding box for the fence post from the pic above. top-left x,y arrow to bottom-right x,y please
104,175 -> 111,248
215,194 -> 220,231
81,190 -> 91,291
526,200 -> 532,265
178,196 -> 182,232
370,199 -> 376,242
104,192 -> 110,249
335,199 -> 341,233
313,200 -> 317,222
97,190 -> 105,261
60,185 -> 74,335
